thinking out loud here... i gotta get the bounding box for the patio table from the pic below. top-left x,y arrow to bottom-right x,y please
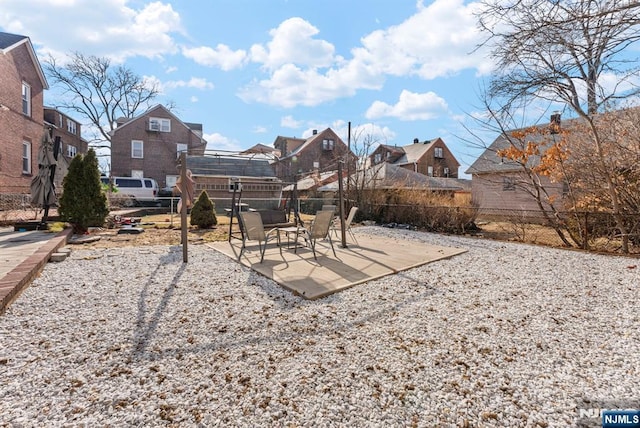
277,226 -> 305,250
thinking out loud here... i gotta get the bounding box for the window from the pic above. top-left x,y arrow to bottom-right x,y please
503,177 -> 516,191
176,143 -> 188,159
444,167 -> 450,177
116,178 -> 143,187
131,140 -> 144,158
22,142 -> 31,174
229,179 -> 241,192
22,82 -> 31,116
149,117 -> 171,132
166,175 -> 179,188
67,119 -> 77,135
58,113 -> 63,128
427,166 -> 433,177
131,170 -> 144,178
67,145 -> 77,158
322,139 -> 335,150
434,147 -> 444,158
374,153 -> 382,164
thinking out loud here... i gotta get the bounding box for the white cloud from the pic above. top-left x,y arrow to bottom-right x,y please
239,1 -> 490,109
249,17 -> 336,71
203,132 -> 243,152
353,0 -> 491,79
149,76 -> 214,93
366,90 -> 449,121
182,44 -> 247,70
190,96 -> 198,103
348,123 -> 397,148
238,62 -> 382,108
280,115 -> 303,129
0,0 -> 183,63
253,126 -> 268,134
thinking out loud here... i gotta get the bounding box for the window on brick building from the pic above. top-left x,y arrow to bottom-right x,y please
176,143 -> 188,159
67,119 -> 77,134
22,82 -> 31,116
434,147 -> 443,158
149,117 -> 171,132
22,141 -> 31,174
67,145 -> 77,158
131,140 -> 144,158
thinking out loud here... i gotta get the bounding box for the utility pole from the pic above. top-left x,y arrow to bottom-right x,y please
180,151 -> 188,263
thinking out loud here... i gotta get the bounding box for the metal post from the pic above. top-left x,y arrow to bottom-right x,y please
180,152 -> 188,263
346,121 -> 351,204
338,161 -> 347,248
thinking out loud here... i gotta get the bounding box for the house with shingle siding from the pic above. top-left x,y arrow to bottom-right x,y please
465,116 -> 566,216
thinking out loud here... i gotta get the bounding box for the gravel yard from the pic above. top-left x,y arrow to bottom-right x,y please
1,226 -> 638,427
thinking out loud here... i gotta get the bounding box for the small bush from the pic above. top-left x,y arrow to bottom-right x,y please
366,189 -> 478,233
190,191 -> 217,229
58,149 -> 109,233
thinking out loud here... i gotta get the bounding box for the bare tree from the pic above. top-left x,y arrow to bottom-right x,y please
44,52 -> 161,152
344,125 -> 388,217
476,0 -> 640,252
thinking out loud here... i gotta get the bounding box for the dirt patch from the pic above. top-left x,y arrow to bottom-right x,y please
75,214 -> 232,249
475,221 -> 567,248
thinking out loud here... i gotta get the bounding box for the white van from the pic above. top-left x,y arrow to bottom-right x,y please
101,176 -> 159,206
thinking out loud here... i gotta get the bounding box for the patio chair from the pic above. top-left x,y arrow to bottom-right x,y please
332,206 -> 359,245
298,209 -> 337,260
239,211 -> 280,263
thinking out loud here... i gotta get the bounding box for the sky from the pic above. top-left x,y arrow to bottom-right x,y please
1,0 -> 502,176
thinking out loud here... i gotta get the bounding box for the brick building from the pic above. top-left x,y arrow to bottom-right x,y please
0,32 -> 48,195
43,107 -> 89,188
369,137 -> 460,178
272,128 -> 356,183
110,104 -> 207,188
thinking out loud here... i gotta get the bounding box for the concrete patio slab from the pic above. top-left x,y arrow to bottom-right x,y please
207,233 -> 467,299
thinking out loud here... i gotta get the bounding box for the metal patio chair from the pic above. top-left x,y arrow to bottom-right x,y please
239,211 -> 280,263
332,206 -> 359,245
298,210 -> 337,260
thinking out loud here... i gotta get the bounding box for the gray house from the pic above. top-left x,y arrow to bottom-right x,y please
466,118 -> 565,216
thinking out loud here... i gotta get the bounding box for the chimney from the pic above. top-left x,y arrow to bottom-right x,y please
312,129 -> 318,135
550,112 -> 561,134
413,138 -> 419,144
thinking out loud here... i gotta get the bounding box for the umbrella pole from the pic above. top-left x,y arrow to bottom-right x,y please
40,204 -> 49,230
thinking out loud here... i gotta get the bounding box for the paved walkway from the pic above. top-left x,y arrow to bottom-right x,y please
0,226 -> 72,314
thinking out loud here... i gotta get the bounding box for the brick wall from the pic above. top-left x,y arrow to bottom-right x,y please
0,43 -> 45,194
275,129 -> 356,183
111,110 -> 206,187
